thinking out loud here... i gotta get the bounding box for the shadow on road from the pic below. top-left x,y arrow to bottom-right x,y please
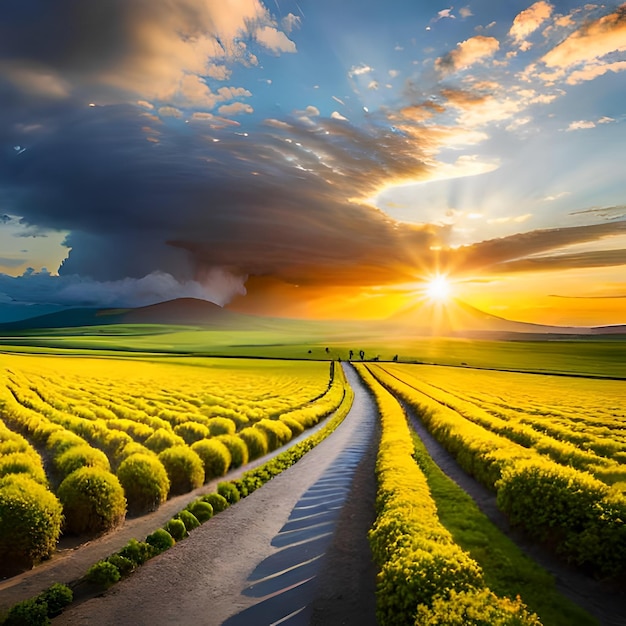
223,442 -> 368,626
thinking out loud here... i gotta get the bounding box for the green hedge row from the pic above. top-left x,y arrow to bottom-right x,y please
369,364 -> 626,578
355,364 -> 540,626
1,583 -> 73,626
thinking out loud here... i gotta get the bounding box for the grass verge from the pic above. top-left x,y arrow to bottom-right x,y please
409,430 -> 597,626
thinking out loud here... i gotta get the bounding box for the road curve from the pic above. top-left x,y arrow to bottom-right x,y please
55,364 -> 378,626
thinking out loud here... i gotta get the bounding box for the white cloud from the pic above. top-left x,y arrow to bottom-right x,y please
255,26 -> 297,53
331,111 -> 348,121
543,191 -> 571,201
349,65 -> 374,77
567,120 -> 596,131
505,116 -> 532,132
282,13 -> 301,33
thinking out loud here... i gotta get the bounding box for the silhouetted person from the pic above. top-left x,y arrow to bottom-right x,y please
359,350 -> 365,360
393,354 -> 398,362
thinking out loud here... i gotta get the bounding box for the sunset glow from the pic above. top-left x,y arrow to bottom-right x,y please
425,276 -> 452,303
0,1 -> 624,328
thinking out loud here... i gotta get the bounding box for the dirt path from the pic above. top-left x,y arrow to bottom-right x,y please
54,364 -> 378,625
403,401 -> 626,626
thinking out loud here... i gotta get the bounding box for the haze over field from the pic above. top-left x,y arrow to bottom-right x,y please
1,1 -> 625,327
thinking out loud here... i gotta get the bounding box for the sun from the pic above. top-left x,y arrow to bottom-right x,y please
425,275 -> 452,302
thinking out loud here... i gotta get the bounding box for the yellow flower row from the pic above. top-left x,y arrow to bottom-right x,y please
354,364 -> 540,626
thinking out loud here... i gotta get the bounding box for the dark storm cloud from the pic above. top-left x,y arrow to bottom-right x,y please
446,220 -> 626,274
0,102 -> 438,288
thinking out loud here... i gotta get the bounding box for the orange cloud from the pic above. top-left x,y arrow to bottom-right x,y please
509,1 -> 554,47
435,36 -> 500,74
566,60 -> 626,84
217,102 -> 253,116
541,5 -> 626,69
1,0 -> 294,108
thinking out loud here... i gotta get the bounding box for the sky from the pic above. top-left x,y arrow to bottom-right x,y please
0,0 -> 625,326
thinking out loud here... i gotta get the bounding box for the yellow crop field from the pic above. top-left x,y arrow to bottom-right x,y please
368,363 -> 626,578
379,363 -> 626,484
0,353 -> 345,575
355,364 -> 540,625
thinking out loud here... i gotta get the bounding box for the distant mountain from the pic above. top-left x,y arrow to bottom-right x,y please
386,298 -> 624,338
0,298 -> 251,331
0,296 -> 623,337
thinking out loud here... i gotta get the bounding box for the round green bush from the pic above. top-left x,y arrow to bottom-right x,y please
144,428 -> 185,454
206,417 -> 236,437
55,445 -> 111,478
118,538 -> 155,565
238,427 -> 268,461
201,492 -> 229,514
2,597 -> 49,626
254,419 -> 292,451
57,467 -> 127,535
0,474 -> 63,575
146,528 -> 175,553
0,452 -> 47,485
177,509 -> 200,532
190,439 -> 231,480
214,435 -> 248,469
218,481 -> 241,504
188,500 -> 213,523
174,422 -> 210,445
165,517 -> 187,541
106,554 -> 135,576
117,453 -> 170,515
87,560 -> 120,588
40,583 -> 73,617
157,446 -> 204,495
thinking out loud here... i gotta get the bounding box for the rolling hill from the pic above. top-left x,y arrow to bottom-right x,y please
0,297 -> 623,338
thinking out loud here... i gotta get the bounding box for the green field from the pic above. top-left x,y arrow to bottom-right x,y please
1,323 -> 623,624
1,323 -> 625,378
